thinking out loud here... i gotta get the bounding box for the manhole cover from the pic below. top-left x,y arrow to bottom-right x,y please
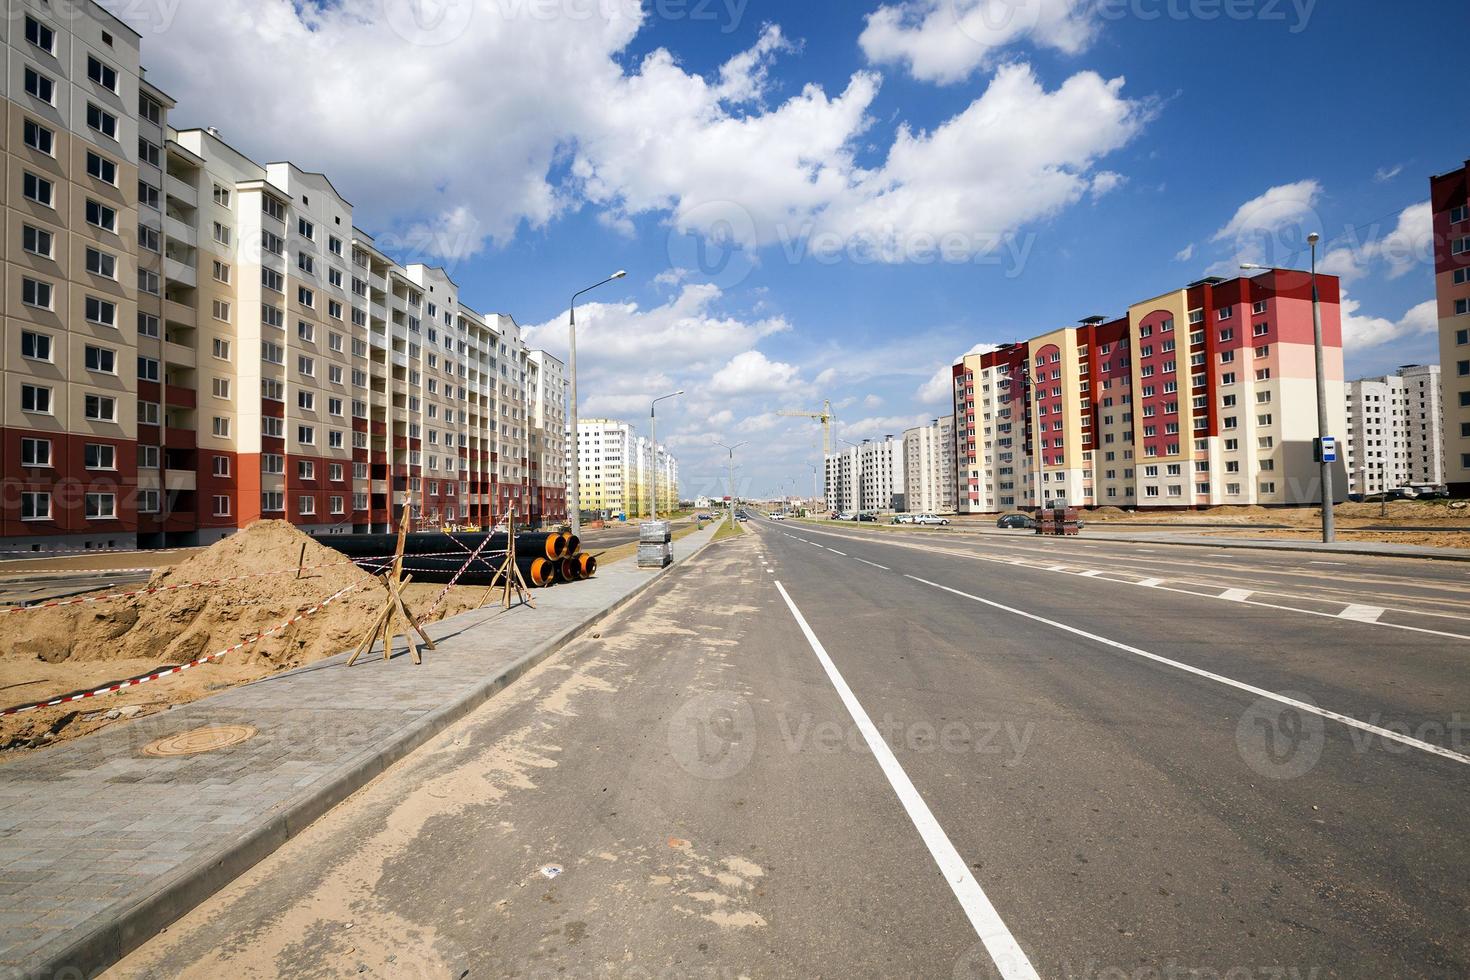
142,725 -> 257,757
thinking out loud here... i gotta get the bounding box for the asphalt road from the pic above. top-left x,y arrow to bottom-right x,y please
111,516 -> 1469,978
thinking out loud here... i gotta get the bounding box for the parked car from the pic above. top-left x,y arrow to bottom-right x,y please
996,514 -> 1035,529
856,513 -> 878,522
891,514 -> 915,524
836,512 -> 855,522
910,514 -> 951,526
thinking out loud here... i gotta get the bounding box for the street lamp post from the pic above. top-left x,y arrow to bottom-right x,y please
649,390 -> 684,521
715,441 -> 746,526
1242,238 -> 1335,543
566,271 -> 628,538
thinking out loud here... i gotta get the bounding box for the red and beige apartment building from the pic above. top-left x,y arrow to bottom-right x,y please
953,272 -> 1348,512
1431,160 -> 1470,497
1,0 -> 566,551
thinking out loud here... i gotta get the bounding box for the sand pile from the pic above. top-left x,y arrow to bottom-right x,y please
0,521 -> 391,670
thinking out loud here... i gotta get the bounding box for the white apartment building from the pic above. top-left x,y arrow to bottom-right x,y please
572,419 -> 678,519
825,435 -> 905,514
903,416 -> 956,513
1344,364 -> 1444,495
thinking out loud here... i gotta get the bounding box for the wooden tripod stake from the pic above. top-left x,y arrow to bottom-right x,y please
483,510 -> 535,610
348,509 -> 438,666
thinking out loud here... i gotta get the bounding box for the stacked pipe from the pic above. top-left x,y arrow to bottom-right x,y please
323,531 -> 597,588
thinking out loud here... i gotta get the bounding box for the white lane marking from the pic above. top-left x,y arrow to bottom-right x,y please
903,575 -> 1470,768
773,582 -> 1041,979
1139,578 -> 1165,588
827,548 -> 848,556
854,557 -> 891,571
1341,604 -> 1386,623
1309,561 -> 1345,566
1048,565 -> 1070,572
1221,589 -> 1253,602
1079,570 -> 1103,578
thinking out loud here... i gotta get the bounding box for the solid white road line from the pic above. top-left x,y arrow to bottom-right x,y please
904,574 -> 1470,768
854,558 -> 891,571
773,582 -> 1041,980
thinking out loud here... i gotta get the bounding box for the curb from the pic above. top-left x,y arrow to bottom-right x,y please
35,527 -> 722,979
791,519 -> 1470,563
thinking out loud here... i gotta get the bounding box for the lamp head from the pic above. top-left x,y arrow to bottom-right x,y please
611,270 -> 628,280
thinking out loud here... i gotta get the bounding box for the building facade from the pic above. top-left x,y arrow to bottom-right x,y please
952,272 -> 1348,512
1343,365 -> 1444,496
902,416 -> 955,513
825,435 -> 905,514
572,419 -> 678,520
1,0 -> 566,550
1431,161 -> 1470,497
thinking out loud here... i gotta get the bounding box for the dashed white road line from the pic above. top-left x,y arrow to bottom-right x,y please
1341,604 -> 1386,623
774,582 -> 1041,980
1221,589 -> 1254,602
853,558 -> 891,571
827,548 -> 848,556
903,574 -> 1470,768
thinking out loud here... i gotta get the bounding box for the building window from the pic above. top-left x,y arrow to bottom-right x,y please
212,299 -> 232,323
298,356 -> 315,377
84,345 -> 117,374
212,416 -> 231,437
214,184 -> 232,206
25,16 -> 55,53
139,181 -> 160,210
213,338 -> 232,361
298,390 -> 315,412
298,286 -> 315,309
298,460 -> 315,481
22,225 -> 54,258
138,270 -> 160,295
213,495 -> 232,518
86,199 -> 118,231
212,377 -> 231,399
213,260 -> 232,284
84,444 -> 116,470
21,438 -> 52,468
24,67 -> 55,103
21,492 -> 52,522
298,425 -> 316,446
85,297 -> 117,327
139,401 -> 161,425
298,218 -> 315,240
23,118 -> 54,155
86,103 -> 118,140
214,455 -> 231,477
85,493 -> 117,520
139,224 -> 160,252
299,496 -> 316,517
20,331 -> 52,362
138,445 -> 160,469
262,492 -> 285,512
23,172 -> 54,207
85,394 -> 117,422
85,247 -> 117,279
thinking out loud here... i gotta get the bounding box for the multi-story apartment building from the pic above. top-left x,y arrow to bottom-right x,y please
1,1 -> 566,550
1344,365 -> 1444,496
825,435 -> 905,514
571,419 -> 678,520
1431,160 -> 1470,496
952,272 -> 1348,511
902,416 -> 955,513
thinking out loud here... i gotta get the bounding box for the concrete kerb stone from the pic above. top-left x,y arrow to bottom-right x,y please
31,524 -> 722,979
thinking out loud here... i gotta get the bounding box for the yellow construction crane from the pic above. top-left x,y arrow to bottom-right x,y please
778,400 -> 835,457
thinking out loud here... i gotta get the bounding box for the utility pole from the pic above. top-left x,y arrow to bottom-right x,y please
715,441 -> 746,526
1309,233 -> 1335,543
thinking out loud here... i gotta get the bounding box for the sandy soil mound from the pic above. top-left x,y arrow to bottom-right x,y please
1,521 -> 498,757
0,521 -> 388,669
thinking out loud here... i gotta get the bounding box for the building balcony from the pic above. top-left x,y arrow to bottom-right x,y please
164,469 -> 197,492
164,214 -> 196,247
163,340 -> 196,368
164,257 -> 196,288
163,299 -> 196,327
164,173 -> 198,208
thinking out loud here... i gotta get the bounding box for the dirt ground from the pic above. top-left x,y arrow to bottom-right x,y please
1202,527 -> 1470,548
1076,501 -> 1470,529
0,523 -> 502,761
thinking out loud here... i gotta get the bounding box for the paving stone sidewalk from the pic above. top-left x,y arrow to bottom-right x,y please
0,524 -> 719,977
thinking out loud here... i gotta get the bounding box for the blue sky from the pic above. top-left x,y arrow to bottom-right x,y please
117,0 -> 1461,498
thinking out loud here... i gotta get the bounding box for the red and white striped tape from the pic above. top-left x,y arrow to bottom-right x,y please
424,534 -> 503,618
0,582 -> 368,716
0,555 -> 405,615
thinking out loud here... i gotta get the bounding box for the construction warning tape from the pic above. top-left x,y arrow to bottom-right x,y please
0,582 -> 369,716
